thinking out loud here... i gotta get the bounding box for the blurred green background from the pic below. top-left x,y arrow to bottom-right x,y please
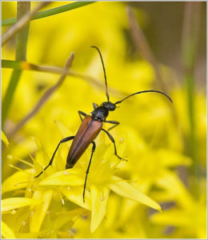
1,1 -> 207,239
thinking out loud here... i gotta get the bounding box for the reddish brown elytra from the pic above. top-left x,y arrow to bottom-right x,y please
35,46 -> 172,202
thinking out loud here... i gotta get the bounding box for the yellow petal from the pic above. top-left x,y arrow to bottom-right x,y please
55,208 -> 87,231
39,169 -> 83,186
2,169 -> 32,194
30,190 -> 53,233
158,149 -> 192,167
15,232 -> 39,239
61,186 -> 91,210
151,206 -> 206,229
156,171 -> 194,209
110,176 -> 161,211
1,197 -> 40,212
55,121 -> 73,148
1,131 -> 9,147
90,185 -> 109,233
1,221 -> 16,239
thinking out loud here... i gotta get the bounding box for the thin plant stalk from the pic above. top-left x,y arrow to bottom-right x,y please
2,2 -> 31,126
2,2 -> 50,46
2,59 -> 124,98
182,2 -> 201,199
2,2 -> 95,27
127,6 -> 168,93
7,53 -> 75,139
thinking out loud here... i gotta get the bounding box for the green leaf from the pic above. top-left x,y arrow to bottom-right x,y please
110,176 -> 161,211
2,59 -> 32,70
1,197 -> 40,212
2,70 -> 22,124
2,2 -> 95,26
90,185 -> 109,233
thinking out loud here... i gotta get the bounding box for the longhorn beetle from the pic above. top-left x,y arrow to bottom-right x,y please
35,46 -> 172,202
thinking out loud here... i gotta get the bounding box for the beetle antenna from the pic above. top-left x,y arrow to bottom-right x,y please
92,46 -> 110,102
114,90 -> 173,105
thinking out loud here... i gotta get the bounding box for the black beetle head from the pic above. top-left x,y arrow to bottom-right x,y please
102,102 -> 116,111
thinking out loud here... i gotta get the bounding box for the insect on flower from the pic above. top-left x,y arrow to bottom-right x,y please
35,46 -> 172,202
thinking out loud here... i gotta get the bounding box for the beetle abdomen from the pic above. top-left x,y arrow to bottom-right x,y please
66,115 -> 102,169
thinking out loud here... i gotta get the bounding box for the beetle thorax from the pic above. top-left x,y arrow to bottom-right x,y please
91,106 -> 109,121
91,101 -> 116,121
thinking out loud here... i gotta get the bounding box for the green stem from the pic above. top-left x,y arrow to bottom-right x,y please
182,2 -> 201,199
2,2 -> 95,26
2,2 -> 30,126
16,3 -> 30,61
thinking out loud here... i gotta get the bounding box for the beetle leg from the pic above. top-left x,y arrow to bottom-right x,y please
83,141 -> 96,203
78,110 -> 87,122
34,136 -> 75,178
101,128 -> 122,159
104,120 -> 120,131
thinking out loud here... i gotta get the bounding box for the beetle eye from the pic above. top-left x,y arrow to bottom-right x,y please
110,105 -> 116,110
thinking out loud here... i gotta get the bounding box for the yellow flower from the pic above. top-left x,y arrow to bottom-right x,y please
1,131 -> 9,147
32,121 -> 161,232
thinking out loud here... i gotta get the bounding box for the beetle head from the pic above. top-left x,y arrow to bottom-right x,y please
102,101 -> 116,111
